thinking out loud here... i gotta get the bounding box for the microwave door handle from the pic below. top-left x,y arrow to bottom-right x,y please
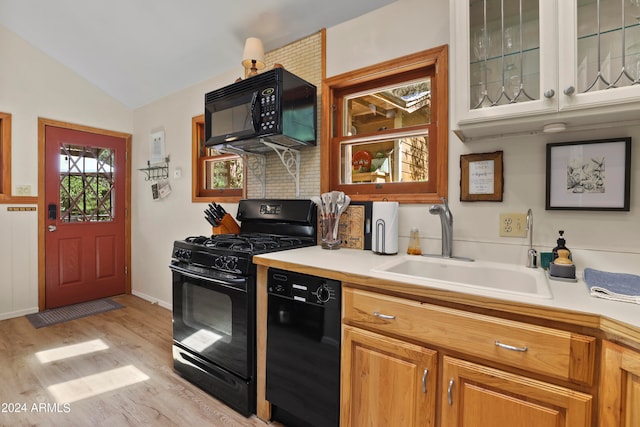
251,91 -> 260,132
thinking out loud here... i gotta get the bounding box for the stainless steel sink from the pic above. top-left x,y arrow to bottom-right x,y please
371,256 -> 552,299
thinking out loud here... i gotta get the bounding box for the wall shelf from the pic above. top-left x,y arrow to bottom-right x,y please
139,156 -> 170,181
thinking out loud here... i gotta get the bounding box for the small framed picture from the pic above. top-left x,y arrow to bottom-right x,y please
460,151 -> 503,202
546,138 -> 631,211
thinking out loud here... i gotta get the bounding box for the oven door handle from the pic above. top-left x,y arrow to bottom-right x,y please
169,264 -> 248,291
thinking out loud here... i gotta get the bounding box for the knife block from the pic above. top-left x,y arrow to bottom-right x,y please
212,214 -> 241,235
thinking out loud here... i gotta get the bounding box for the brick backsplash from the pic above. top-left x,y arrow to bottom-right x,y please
246,31 -> 323,199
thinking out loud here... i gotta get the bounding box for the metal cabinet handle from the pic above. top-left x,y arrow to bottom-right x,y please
563,86 -> 576,96
48,225 -> 57,232
447,379 -> 454,406
495,340 -> 528,352
373,311 -> 396,320
543,89 -> 555,98
422,369 -> 429,394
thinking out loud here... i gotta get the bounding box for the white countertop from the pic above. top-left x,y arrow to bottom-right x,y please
254,246 -> 640,334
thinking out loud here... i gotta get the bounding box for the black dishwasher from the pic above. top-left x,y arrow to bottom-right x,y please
266,268 -> 341,427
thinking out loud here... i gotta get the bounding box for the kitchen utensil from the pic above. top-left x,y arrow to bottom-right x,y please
208,203 -> 224,221
204,208 -> 219,226
317,191 -> 348,250
321,193 -> 332,215
332,193 -> 349,239
205,215 -> 218,227
214,204 -> 226,219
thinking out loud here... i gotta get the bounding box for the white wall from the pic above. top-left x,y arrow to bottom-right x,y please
326,0 -> 449,77
130,68 -> 242,307
0,24 -> 132,318
0,25 -> 133,192
0,207 -> 37,319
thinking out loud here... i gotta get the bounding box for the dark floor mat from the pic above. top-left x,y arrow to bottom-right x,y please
25,298 -> 124,328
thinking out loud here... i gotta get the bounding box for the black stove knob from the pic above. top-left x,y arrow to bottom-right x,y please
174,249 -> 191,261
214,256 -> 237,272
226,257 -> 238,271
316,284 -> 332,303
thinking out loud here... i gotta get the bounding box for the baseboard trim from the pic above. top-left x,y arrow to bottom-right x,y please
131,290 -> 172,311
0,306 -> 39,321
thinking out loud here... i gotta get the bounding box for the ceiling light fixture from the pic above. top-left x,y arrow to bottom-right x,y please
242,37 -> 265,78
542,122 -> 567,133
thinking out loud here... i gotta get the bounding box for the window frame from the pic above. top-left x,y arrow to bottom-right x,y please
191,114 -> 245,202
321,46 -> 449,204
0,112 -> 11,200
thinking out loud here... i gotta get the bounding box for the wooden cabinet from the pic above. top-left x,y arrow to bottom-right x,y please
341,325 -> 437,427
343,288 -> 596,385
451,0 -> 640,140
599,340 -> 640,427
342,287 -> 596,426
441,356 -> 592,427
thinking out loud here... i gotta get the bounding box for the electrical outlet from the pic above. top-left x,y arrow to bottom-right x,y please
499,213 -> 528,237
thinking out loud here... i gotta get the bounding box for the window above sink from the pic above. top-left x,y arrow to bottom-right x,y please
322,46 -> 449,204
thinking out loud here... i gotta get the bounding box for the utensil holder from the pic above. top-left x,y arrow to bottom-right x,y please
320,211 -> 343,249
212,214 -> 241,235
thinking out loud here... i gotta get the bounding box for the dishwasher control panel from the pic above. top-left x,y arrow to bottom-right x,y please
267,268 -> 341,307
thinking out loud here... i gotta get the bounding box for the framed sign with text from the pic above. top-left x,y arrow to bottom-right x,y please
460,151 -> 503,202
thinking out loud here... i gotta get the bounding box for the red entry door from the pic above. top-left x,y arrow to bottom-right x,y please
44,125 -> 127,309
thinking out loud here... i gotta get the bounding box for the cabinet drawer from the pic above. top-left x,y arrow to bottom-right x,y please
343,288 -> 595,385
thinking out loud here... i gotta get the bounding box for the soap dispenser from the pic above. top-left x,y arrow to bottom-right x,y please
551,230 -> 571,262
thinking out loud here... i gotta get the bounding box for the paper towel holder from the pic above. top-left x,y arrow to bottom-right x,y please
372,201 -> 399,255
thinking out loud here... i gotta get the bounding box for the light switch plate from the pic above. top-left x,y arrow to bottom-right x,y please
499,213 -> 528,237
16,185 -> 31,196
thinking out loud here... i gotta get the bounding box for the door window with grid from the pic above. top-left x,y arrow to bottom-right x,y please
59,144 -> 115,222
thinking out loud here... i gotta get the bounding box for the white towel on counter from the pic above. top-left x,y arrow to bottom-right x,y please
583,268 -> 640,305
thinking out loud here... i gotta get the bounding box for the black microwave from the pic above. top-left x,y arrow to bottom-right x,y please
204,68 -> 317,153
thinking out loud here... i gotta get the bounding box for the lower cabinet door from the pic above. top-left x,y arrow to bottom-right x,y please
341,325 -> 437,427
441,356 -> 592,427
599,340 -> 640,427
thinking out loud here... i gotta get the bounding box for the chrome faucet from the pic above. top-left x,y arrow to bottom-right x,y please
429,197 -> 453,258
526,208 -> 537,268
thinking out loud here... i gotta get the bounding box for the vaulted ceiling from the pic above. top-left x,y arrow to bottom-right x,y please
0,0 -> 395,108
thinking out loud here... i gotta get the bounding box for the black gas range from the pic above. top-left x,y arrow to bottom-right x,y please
170,199 -> 317,417
172,232 -> 315,277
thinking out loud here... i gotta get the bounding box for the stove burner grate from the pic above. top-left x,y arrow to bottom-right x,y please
185,234 -> 310,254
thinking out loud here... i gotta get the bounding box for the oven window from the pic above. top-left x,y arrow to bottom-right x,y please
182,283 -> 232,352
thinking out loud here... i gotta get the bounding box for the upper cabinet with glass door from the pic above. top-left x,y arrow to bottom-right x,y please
559,0 -> 640,110
451,0 -> 557,136
451,0 -> 640,141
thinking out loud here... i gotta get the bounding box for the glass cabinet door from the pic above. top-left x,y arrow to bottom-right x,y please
559,0 -> 640,109
453,0 -> 557,129
576,0 -> 640,92
469,0 -> 541,109
453,0 -> 640,139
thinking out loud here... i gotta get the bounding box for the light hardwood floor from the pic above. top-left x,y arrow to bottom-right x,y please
0,295 -> 270,427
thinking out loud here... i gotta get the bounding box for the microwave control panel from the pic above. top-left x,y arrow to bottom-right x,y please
259,87 -> 277,132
